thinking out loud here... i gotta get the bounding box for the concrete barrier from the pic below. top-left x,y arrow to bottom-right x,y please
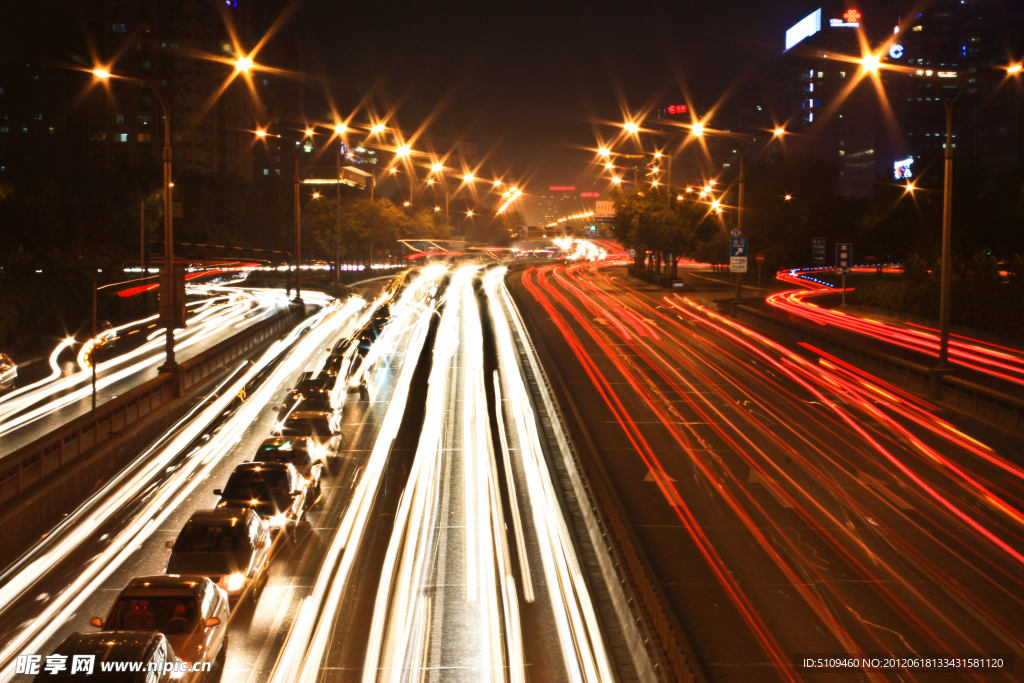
0,306 -> 305,562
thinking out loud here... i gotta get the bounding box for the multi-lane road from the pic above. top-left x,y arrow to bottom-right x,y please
3,254 -> 1022,683
510,259 -> 1024,682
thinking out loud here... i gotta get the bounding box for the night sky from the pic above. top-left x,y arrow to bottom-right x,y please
272,0 -> 813,219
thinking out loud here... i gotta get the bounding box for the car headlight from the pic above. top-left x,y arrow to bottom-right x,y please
226,573 -> 245,592
269,515 -> 288,528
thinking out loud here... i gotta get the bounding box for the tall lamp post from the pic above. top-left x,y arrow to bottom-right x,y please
857,54 -> 1021,383
92,57 -> 252,374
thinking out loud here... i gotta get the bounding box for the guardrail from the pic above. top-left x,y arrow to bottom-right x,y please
735,305 -> 1024,436
0,306 -> 304,506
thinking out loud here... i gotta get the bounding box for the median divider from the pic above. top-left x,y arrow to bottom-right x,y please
0,305 -> 307,564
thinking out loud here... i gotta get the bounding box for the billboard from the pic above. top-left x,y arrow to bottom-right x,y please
893,157 -> 914,180
785,9 -> 821,51
595,201 -> 614,218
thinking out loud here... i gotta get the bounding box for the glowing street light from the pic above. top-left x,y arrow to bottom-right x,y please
691,123 -> 705,136
493,179 -> 502,187
334,123 -> 347,135
651,179 -> 660,186
653,151 -> 662,159
403,201 -> 410,207
467,210 -> 474,217
92,69 -> 111,79
435,206 -> 441,211
598,147 -> 611,156
312,191 -> 320,199
611,177 -> 622,184
304,128 -> 315,136
395,145 -> 411,157
370,123 -> 386,134
1008,64 -> 1023,74
427,179 -> 435,185
463,173 -> 475,182
623,122 -> 640,133
605,162 -> 615,170
431,163 -> 444,173
255,129 -> 267,137
774,127 -> 786,137
233,56 -> 253,73
785,194 -> 792,201
389,168 -> 397,174
860,53 -> 881,73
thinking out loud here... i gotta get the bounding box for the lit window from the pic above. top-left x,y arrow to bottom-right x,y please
115,115 -> 124,124
0,127 -> 8,133
817,71 -> 824,78
139,115 -> 151,125
138,133 -> 150,142
113,24 -> 126,32
263,169 -> 269,175
839,71 -> 846,77
33,113 -> 42,120
118,133 -> 128,142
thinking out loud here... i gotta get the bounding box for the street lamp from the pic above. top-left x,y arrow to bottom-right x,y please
851,54 -> 1021,380
92,60 -> 251,379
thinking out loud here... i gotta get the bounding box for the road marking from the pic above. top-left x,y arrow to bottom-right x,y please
858,470 -> 913,510
748,469 -> 794,508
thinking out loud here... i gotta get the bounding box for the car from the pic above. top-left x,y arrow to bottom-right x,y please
32,630 -> 181,683
278,387 -> 336,415
273,410 -> 341,451
294,372 -> 335,393
90,575 -> 228,680
254,436 -> 327,486
213,462 -> 318,531
165,508 -> 270,604
0,353 -> 16,392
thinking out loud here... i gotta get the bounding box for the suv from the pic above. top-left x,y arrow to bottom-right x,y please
91,575 -> 228,680
165,508 -> 270,604
278,387 -> 336,415
31,631 -> 179,682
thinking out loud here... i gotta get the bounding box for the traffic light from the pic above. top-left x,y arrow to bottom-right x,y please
590,225 -> 596,232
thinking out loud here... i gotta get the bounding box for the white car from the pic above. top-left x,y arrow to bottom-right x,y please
0,353 -> 16,392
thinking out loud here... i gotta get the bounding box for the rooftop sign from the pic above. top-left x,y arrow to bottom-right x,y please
786,9 -> 821,51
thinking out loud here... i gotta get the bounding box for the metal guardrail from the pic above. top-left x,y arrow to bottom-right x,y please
0,307 -> 303,506
735,305 -> 1024,436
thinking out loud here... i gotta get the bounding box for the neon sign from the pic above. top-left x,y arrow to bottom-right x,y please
889,44 -> 904,59
549,186 -> 576,191
581,192 -> 601,198
893,157 -> 914,180
830,9 -> 861,27
666,104 -> 687,115
785,9 -> 821,51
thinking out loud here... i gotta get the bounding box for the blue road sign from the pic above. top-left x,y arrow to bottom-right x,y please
836,242 -> 852,275
730,237 -> 748,258
812,237 -> 826,264
730,237 -> 748,273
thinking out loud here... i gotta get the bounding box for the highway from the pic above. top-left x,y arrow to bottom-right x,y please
509,259 -> 1024,683
2,263 -> 653,683
0,278 -> 312,456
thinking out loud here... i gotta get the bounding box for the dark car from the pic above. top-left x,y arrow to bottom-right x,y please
91,575 -> 229,681
213,462 -> 318,531
30,631 -> 179,683
273,410 -> 341,451
278,387 -> 336,415
165,508 -> 270,604
254,437 -> 326,488
0,353 -> 15,392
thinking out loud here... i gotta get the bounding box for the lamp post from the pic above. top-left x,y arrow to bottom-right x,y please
92,58 -> 251,374
856,55 -> 1021,382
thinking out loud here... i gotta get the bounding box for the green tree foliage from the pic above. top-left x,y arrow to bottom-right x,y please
612,187 -> 718,275
301,197 -> 450,265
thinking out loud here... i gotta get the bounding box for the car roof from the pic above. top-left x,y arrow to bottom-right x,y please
232,461 -> 290,473
120,575 -> 204,597
259,437 -> 313,450
51,631 -> 163,660
285,411 -> 333,419
185,508 -> 255,524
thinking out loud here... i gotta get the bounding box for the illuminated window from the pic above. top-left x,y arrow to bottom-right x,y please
840,71 -> 846,77
117,133 -> 128,142
113,23 -> 126,32
115,115 -> 124,124
263,169 -> 269,175
138,133 -> 150,142
817,71 -> 824,78
138,115 -> 151,126
912,25 -> 923,31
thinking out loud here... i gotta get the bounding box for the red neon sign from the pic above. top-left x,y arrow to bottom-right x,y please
549,186 -> 576,191
581,192 -> 601,198
843,9 -> 861,23
666,104 -> 688,115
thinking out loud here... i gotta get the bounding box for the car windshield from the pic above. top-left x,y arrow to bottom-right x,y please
106,597 -> 197,634
287,393 -> 331,411
281,418 -> 332,437
222,470 -> 291,501
174,522 -> 250,552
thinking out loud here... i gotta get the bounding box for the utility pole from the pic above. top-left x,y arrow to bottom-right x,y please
335,140 -> 342,285
294,150 -> 303,303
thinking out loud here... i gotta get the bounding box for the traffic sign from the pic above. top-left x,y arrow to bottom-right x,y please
730,237 -> 748,273
812,237 -> 826,264
755,253 -> 765,264
835,243 -> 852,275
730,228 -> 742,238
